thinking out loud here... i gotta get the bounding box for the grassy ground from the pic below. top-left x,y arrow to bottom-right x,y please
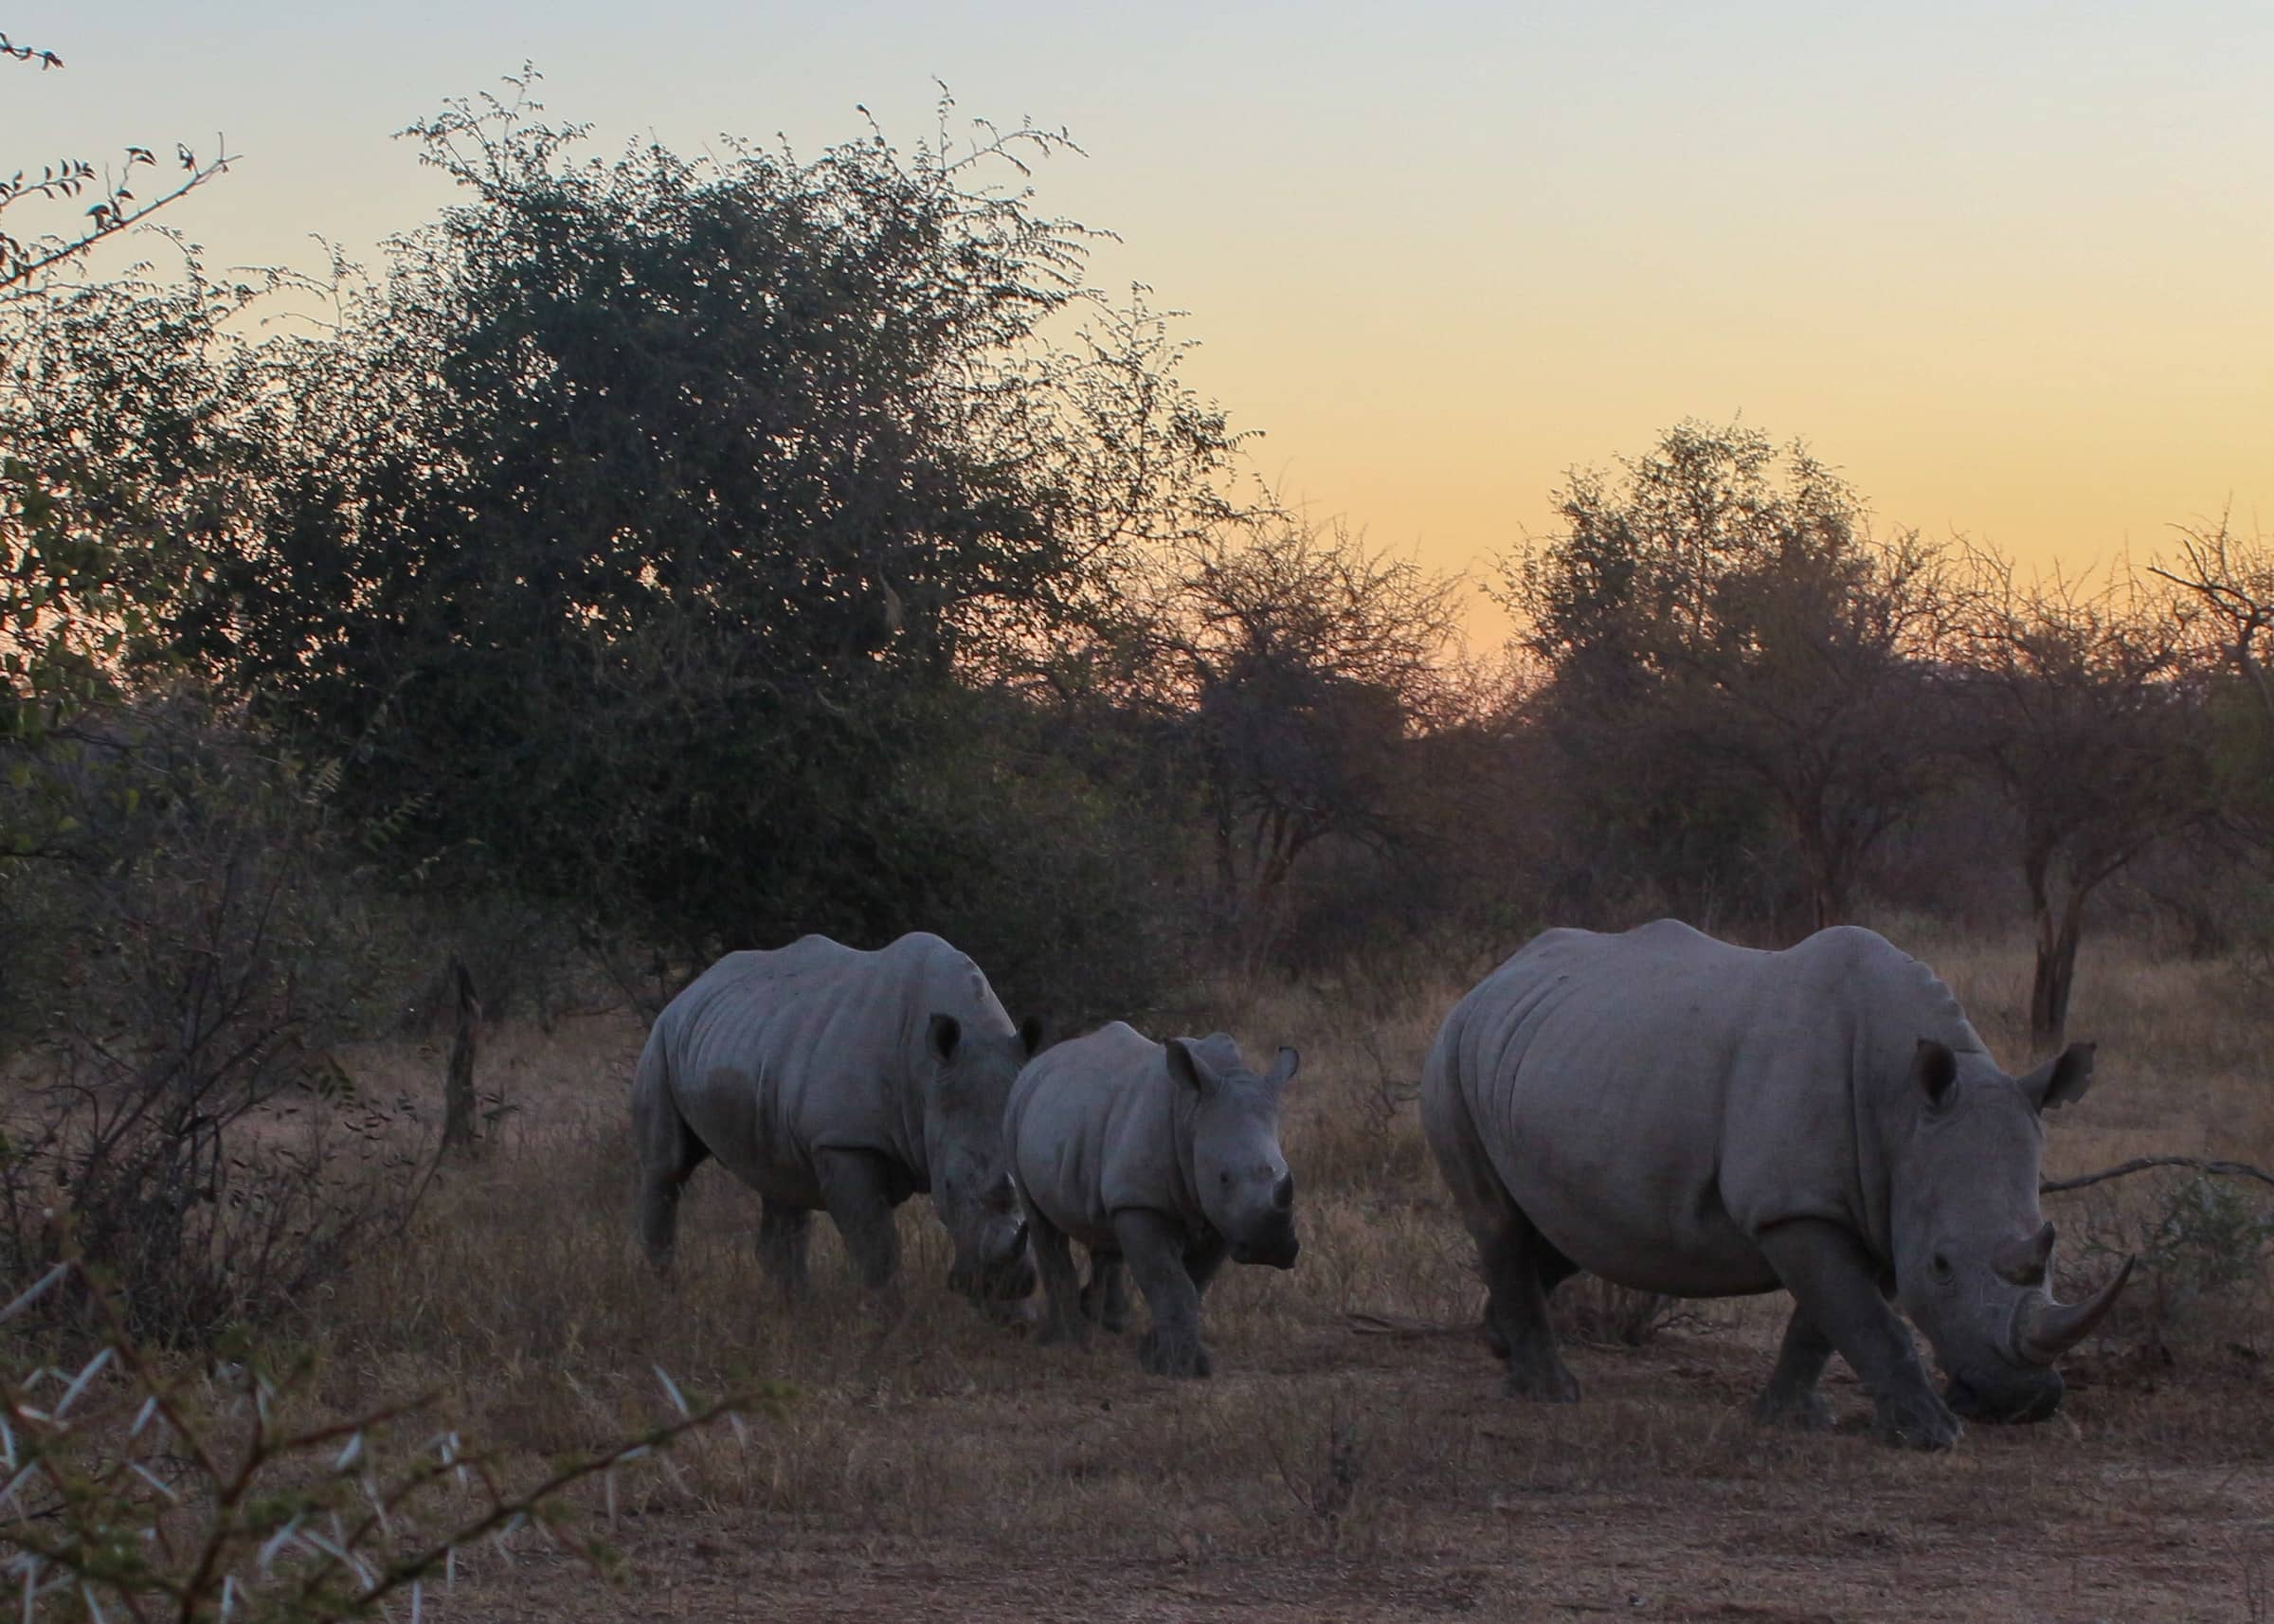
312,923 -> 2274,1622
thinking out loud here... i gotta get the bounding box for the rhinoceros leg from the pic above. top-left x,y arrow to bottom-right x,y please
1024,1202 -> 1088,1347
757,1201 -> 813,1299
1116,1208 -> 1212,1379
1478,1208 -> 1581,1401
816,1148 -> 903,1292
1081,1251 -> 1129,1332
1756,1218 -> 1960,1450
632,1080 -> 712,1275
1754,1304 -> 1837,1431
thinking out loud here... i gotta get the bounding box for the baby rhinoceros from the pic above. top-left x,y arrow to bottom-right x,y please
1006,1022 -> 1300,1377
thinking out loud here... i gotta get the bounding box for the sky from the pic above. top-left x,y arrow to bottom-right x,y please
11,2 -> 2271,633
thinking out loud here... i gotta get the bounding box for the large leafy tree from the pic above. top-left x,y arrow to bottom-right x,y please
1503,420 -> 1944,932
194,79 -> 1251,968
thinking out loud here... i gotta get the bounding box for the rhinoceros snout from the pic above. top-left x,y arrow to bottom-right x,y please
1945,1368 -> 2065,1424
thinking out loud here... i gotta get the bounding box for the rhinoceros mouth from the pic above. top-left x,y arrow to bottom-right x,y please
1232,1238 -> 1300,1271
1945,1372 -> 2064,1424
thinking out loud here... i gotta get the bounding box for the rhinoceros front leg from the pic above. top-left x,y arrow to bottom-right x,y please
1754,1302 -> 1837,1431
816,1148 -> 903,1293
1756,1218 -> 1959,1450
757,1200 -> 813,1299
1023,1200 -> 1088,1347
1080,1250 -> 1129,1332
1116,1209 -> 1211,1378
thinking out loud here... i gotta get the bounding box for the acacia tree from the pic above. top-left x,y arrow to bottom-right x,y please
2154,518 -> 2274,841
1949,554 -> 2213,1051
1154,517 -> 1464,953
1503,420 -> 1945,932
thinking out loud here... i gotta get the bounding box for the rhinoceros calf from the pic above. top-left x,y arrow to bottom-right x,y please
631,931 -> 1040,1302
1423,920 -> 2132,1449
1006,1022 -> 1300,1377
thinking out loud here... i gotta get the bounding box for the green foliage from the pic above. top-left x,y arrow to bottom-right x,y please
0,252 -> 271,755
185,78 -> 1249,975
1500,419 -> 1943,931
0,1261 -> 772,1622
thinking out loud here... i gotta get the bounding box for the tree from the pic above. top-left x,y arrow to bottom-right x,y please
0,27 -> 245,751
1156,517 -> 1465,954
2153,517 -> 2274,840
1948,553 -> 2213,1051
190,78 -> 1253,973
1502,420 -> 1945,932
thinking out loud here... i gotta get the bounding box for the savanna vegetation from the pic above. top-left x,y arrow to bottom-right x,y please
3,51 -> 2271,1622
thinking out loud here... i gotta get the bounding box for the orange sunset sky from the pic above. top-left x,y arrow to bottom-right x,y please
16,1 -> 2271,628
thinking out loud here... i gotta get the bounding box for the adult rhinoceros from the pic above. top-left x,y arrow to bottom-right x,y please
1422,919 -> 2132,1449
631,932 -> 1040,1303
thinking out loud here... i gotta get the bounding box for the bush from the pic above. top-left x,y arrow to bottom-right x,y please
0,1261 -> 767,1622
0,693 -> 426,1343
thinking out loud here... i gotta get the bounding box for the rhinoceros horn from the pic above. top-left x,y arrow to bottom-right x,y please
2012,1254 -> 2135,1365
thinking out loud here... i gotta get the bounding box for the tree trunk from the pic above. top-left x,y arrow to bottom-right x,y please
441,955 -> 480,1152
2028,888 -> 2085,1056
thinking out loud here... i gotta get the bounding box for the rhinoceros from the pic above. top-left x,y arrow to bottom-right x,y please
1006,1022 -> 1300,1376
1422,919 -> 2132,1449
631,931 -> 1040,1303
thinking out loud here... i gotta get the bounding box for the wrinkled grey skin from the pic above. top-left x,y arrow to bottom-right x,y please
632,932 -> 1040,1305
1006,1022 -> 1300,1377
1423,920 -> 2132,1450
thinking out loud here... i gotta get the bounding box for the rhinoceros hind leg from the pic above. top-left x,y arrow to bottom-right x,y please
1754,1304 -> 1837,1430
1025,1202 -> 1088,1347
758,1201 -> 813,1299
1117,1208 -> 1212,1378
633,1086 -> 711,1276
816,1148 -> 904,1293
1480,1210 -> 1581,1402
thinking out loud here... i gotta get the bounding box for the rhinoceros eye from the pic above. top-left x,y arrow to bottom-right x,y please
1931,1253 -> 1954,1282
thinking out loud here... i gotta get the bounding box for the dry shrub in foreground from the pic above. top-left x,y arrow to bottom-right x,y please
0,1260 -> 770,1623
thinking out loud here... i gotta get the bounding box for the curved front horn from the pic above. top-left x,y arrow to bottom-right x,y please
2012,1254 -> 2135,1365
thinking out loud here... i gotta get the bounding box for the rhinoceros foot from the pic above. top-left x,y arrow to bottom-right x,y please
1502,1362 -> 1580,1402
1753,1388 -> 1836,1432
1138,1327 -> 1213,1379
1871,1388 -> 1961,1451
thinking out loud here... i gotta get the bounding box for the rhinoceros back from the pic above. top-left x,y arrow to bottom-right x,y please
644,932 -> 1014,1206
1424,920 -> 1987,1296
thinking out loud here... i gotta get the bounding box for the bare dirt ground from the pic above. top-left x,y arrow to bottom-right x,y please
317,926 -> 2274,1624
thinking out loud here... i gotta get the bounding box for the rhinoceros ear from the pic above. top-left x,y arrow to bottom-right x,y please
1018,1016 -> 1045,1059
928,1013 -> 962,1064
1164,1038 -> 1213,1097
2020,1042 -> 2096,1111
1266,1046 -> 1301,1090
1912,1038 -> 1958,1109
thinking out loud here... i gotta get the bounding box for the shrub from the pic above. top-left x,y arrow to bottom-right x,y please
0,693 -> 426,1343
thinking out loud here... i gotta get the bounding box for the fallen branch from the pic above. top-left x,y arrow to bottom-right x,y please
2041,1156 -> 2274,1195
1344,1310 -> 1484,1340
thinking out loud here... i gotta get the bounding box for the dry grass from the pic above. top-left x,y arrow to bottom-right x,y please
285,925 -> 2274,1621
